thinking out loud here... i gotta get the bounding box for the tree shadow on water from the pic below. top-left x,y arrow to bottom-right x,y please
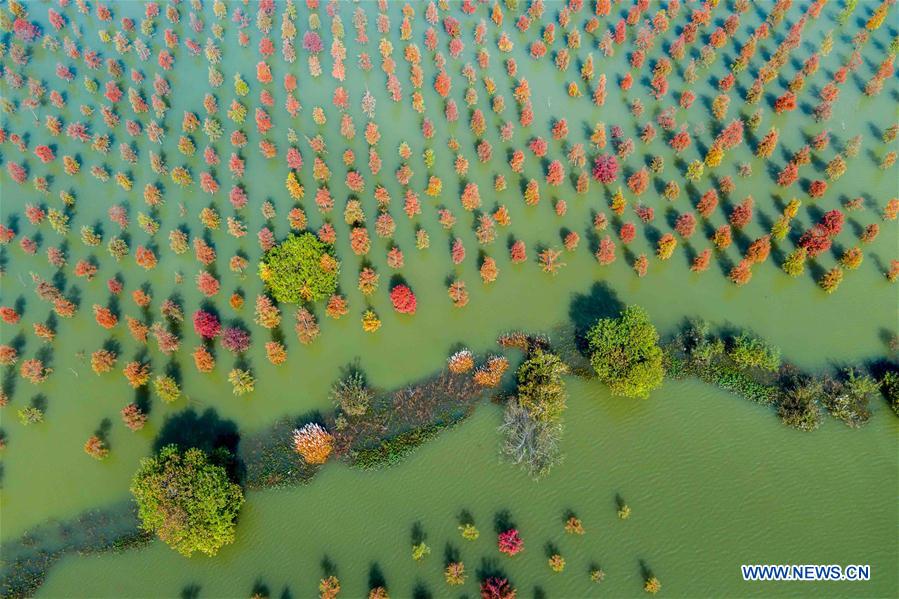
180,584 -> 201,599
476,557 -> 508,582
368,562 -> 387,591
493,510 -> 515,534
250,579 -> 270,599
411,521 -> 426,545
321,555 -> 338,577
153,408 -> 242,481
568,282 -> 625,355
412,581 -> 432,599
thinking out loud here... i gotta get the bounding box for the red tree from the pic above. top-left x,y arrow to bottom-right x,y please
497,529 -> 524,556
390,285 -> 417,314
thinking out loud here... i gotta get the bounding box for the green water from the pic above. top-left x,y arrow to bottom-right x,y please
1,0 -> 898,596
38,379 -> 899,597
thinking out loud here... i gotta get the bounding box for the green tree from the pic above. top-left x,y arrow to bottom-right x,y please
781,247 -> 807,277
258,233 -> 339,303
728,332 -> 781,372
130,445 -> 244,556
516,349 -> 569,422
586,306 -> 665,398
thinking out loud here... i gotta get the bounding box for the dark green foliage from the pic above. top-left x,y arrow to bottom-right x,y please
258,233 -> 338,303
586,305 -> 665,398
777,371 -> 823,431
728,332 -> 782,372
515,349 -> 569,422
692,360 -> 778,404
349,423 -> 449,470
670,319 -> 779,404
130,445 -> 244,556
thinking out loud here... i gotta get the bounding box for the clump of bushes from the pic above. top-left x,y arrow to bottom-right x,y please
821,368 -> 876,427
671,320 -> 885,431
500,348 -> 568,479
668,319 -> 778,404
350,423 -> 447,470
331,371 -> 373,416
776,368 -> 823,431
258,233 -> 338,303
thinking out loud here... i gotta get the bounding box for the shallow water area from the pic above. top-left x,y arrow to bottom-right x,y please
0,0 -> 897,596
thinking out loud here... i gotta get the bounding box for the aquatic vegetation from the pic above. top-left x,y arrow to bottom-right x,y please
331,371 -> 373,417
292,423 -> 334,465
822,369 -> 877,428
130,445 -> 244,557
0,0 -> 896,592
728,333 -> 781,373
777,369 -> 824,432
